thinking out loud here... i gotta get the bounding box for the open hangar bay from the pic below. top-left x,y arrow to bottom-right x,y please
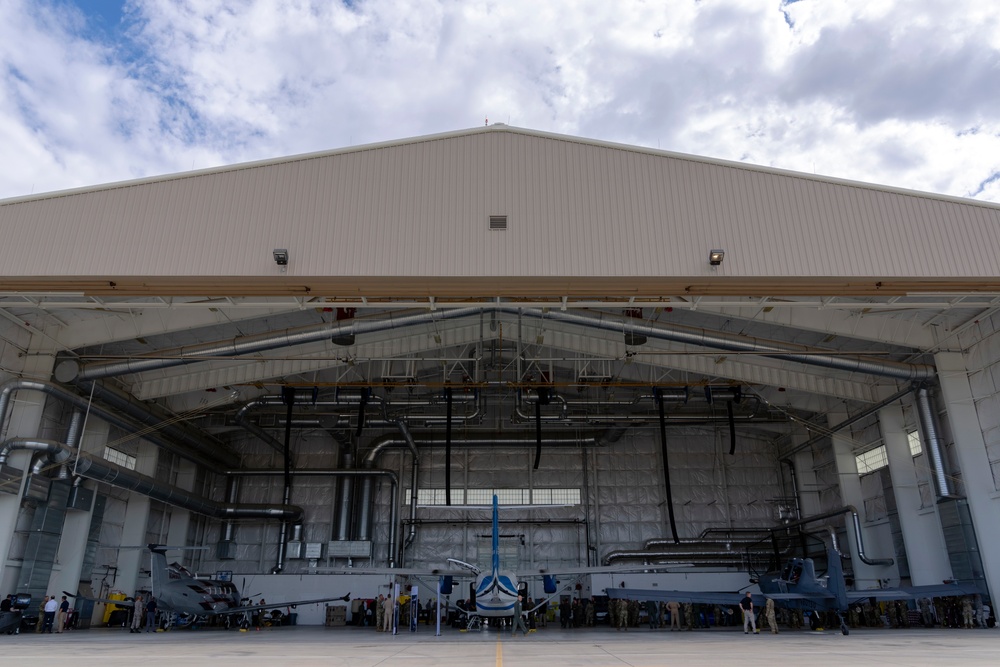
0,124 -> 997,635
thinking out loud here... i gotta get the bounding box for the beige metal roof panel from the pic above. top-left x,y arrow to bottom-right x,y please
1,125 -> 999,297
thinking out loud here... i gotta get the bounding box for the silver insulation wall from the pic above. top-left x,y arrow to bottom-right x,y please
184,426 -> 783,576
960,308 -> 1000,489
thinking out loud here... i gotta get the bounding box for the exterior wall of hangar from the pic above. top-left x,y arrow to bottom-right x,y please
0,125 -> 997,625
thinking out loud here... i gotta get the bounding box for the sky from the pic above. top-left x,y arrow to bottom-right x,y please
1,0 -> 999,202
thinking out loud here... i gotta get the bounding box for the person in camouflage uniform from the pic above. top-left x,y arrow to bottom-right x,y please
684,602 -> 695,630
627,599 -> 639,628
617,598 -> 629,631
962,596 -> 975,628
375,594 -> 385,631
764,598 -> 778,634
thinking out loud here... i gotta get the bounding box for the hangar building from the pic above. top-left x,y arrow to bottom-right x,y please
0,124 -> 997,625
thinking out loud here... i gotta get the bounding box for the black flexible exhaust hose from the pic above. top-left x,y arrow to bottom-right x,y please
656,389 -> 680,544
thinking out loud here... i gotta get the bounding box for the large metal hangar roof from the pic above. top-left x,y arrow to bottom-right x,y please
1,124 -> 999,298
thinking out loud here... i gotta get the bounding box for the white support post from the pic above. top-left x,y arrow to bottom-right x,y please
828,410 -> 897,588
878,403 -> 953,585
0,351 -> 55,596
115,440 -> 159,598
934,352 -> 1000,599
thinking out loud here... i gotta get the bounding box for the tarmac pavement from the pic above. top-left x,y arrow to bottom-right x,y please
3,623 -> 997,666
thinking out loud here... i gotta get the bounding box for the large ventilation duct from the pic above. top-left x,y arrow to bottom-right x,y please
914,385 -> 958,499
362,429 -> 618,566
536,309 -> 935,382
226,468 -> 400,568
773,505 -> 893,566
0,379 -> 236,471
0,439 -> 302,522
234,393 -> 481,449
61,307 -> 935,384
395,421 -> 420,558
61,308 -> 486,382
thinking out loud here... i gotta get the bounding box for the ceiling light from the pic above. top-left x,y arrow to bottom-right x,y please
273,249 -> 289,266
709,249 -> 725,266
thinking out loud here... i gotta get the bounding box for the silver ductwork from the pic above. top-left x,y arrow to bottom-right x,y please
535,309 -> 935,382
0,379 -> 237,471
914,385 -> 958,499
774,505 -> 894,566
0,438 -> 302,521
62,308 -> 486,382
62,307 -> 935,384
334,452 -> 354,542
225,468 -> 400,568
395,421 -> 420,558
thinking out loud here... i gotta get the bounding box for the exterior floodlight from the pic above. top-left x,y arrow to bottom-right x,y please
273,249 -> 289,266
709,249 -> 725,266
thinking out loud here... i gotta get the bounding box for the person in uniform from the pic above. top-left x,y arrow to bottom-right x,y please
616,598 -> 628,631
130,595 -> 143,633
512,595 -> 528,637
962,596 -> 975,628
764,598 -> 778,634
375,594 -> 385,631
646,599 -> 659,629
381,594 -> 394,633
666,600 -> 681,631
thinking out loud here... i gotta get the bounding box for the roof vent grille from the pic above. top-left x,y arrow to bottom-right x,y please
489,215 -> 508,231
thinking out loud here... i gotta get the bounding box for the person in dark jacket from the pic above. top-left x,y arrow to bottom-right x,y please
145,596 -> 157,632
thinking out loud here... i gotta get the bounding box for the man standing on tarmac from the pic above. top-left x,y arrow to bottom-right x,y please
764,598 -> 778,634
740,592 -> 758,635
512,595 -> 528,637
381,593 -> 394,633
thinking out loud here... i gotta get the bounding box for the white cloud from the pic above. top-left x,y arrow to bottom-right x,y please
0,0 -> 998,203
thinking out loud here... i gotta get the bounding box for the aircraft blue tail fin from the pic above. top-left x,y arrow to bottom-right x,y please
148,544 -> 169,598
826,546 -> 849,611
492,494 -> 500,575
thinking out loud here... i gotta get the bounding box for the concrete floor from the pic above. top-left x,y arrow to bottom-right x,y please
4,625 -> 997,666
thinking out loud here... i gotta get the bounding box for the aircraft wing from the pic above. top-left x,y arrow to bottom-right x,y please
313,566 -> 471,577
845,581 -> 982,604
222,593 -> 351,615
63,591 -> 135,607
516,564 -> 692,578
606,587 -> 750,606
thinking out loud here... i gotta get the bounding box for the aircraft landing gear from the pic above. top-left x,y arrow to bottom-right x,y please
837,612 -> 850,635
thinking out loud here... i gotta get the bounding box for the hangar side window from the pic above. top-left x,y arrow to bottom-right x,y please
103,446 -> 136,470
855,445 -> 888,475
406,487 -> 580,506
907,431 -> 923,456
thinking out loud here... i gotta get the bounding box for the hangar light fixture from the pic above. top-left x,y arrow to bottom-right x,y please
708,249 -> 725,266
273,249 -> 289,266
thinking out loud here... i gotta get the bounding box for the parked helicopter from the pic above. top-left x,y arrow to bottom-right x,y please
607,544 -> 984,635
67,544 -> 350,629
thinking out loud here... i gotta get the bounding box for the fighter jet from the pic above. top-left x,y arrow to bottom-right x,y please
66,544 -> 349,629
607,545 -> 984,635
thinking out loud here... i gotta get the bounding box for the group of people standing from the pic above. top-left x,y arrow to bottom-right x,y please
610,594 -> 779,634
32,594 -> 70,633
127,594 -> 157,633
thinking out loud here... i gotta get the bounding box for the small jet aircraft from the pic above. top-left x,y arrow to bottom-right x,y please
607,545 -> 984,635
67,544 -> 350,629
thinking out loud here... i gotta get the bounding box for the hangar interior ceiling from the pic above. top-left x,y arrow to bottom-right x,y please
2,288 -> 997,599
